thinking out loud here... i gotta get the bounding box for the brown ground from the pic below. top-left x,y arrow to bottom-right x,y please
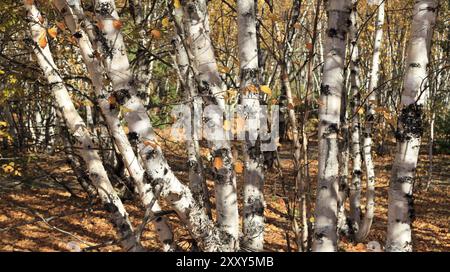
0,136 -> 449,252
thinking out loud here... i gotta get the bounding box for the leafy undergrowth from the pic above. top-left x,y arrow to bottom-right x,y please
0,137 -> 448,252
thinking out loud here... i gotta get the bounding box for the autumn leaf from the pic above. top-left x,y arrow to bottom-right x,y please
48,27 -> 58,39
357,107 -> 364,115
120,106 -> 133,114
38,30 -> 47,48
234,161 -> 244,174
223,119 -> 232,131
123,126 -> 129,134
213,157 -> 223,169
218,65 -> 231,74
38,15 -> 44,24
162,17 -> 170,28
244,84 -> 259,94
83,100 -> 94,107
113,19 -> 123,30
305,42 -> 313,50
173,0 -> 181,9
150,29 -> 162,39
287,103 -> 295,110
55,21 -> 66,31
260,85 -> 272,96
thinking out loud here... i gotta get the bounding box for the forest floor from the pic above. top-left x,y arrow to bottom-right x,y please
0,132 -> 449,252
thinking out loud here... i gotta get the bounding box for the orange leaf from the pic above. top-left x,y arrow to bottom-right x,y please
38,31 -> 47,48
234,161 -> 244,174
150,29 -> 161,39
287,103 -> 295,110
213,157 -> 223,169
25,0 -> 34,5
55,21 -> 66,31
113,19 -> 123,30
305,42 -> 313,50
48,27 -> 58,38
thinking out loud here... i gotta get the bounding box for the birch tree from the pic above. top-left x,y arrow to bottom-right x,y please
22,0 -> 141,251
181,0 -> 239,250
90,0 -> 227,251
357,0 -> 385,242
237,0 -> 265,252
313,0 -> 351,252
52,0 -> 175,251
348,0 -> 363,233
386,0 -> 438,252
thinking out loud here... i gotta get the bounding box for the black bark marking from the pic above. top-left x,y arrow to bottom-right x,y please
320,84 -> 331,95
396,104 -> 423,142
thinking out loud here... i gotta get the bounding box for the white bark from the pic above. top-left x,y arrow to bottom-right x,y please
92,0 -> 227,251
182,0 -> 239,250
23,0 -> 141,251
53,0 -> 175,251
357,0 -> 385,242
386,0 -> 437,252
313,0 -> 351,252
172,6 -> 212,218
237,0 -> 265,252
348,0 -> 363,234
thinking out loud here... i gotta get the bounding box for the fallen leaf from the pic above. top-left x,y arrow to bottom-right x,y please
47,27 -> 58,38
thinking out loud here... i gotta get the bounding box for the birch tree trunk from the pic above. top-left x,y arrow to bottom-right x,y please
91,0 -> 227,251
53,0 -> 174,251
386,0 -> 437,252
348,0 -> 363,234
182,0 -> 239,250
356,0 -> 385,242
237,0 -> 265,252
171,5 -> 212,218
23,0 -> 141,251
313,0 -> 351,252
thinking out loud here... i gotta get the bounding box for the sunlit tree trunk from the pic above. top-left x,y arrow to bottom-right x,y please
348,0 -> 363,234
357,0 -> 385,242
91,0 -> 226,251
386,0 -> 437,252
53,0 -> 175,251
237,0 -> 265,252
182,0 -> 239,250
23,0 -> 141,251
313,0 -> 351,252
171,5 -> 212,218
